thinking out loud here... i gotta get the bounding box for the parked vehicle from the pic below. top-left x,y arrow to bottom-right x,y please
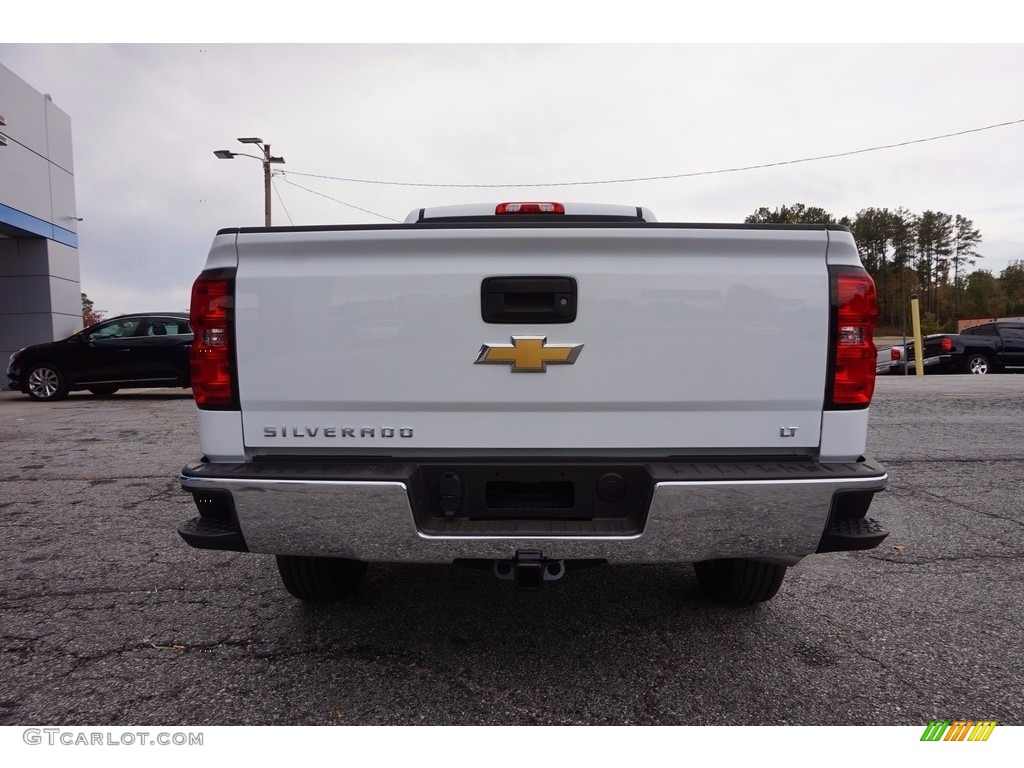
876,344 -> 905,374
6,313 -> 192,401
956,322 -> 1024,373
178,201 -> 888,606
895,322 -> 1024,375
878,337 -> 952,375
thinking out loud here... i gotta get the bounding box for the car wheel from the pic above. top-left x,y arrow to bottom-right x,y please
88,386 -> 120,396
276,555 -> 368,603
965,353 -> 990,375
694,558 -> 786,604
25,363 -> 70,402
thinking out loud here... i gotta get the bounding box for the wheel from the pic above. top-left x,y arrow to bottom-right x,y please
964,353 -> 990,375
276,555 -> 368,603
88,386 -> 120,396
694,558 -> 786,604
25,363 -> 69,402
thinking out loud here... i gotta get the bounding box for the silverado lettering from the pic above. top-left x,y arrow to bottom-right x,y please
262,426 -> 414,438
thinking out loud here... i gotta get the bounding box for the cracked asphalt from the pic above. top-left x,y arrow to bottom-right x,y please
0,376 -> 1022,725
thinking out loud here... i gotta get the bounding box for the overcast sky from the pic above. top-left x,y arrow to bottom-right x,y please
2,38 -> 1023,316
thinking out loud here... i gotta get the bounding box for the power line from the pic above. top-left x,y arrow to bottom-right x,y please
276,176 -> 400,222
277,118 -> 1024,189
270,176 -> 294,225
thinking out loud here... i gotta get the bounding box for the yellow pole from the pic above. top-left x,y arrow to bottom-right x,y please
910,294 -> 924,377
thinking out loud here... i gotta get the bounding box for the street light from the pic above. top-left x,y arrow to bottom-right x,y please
213,137 -> 285,226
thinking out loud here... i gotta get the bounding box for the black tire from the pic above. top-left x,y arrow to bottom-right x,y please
25,363 -> 69,402
694,558 -> 786,604
276,555 -> 368,603
88,386 -> 120,396
964,353 -> 990,375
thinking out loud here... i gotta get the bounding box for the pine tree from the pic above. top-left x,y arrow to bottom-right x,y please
950,215 -> 983,320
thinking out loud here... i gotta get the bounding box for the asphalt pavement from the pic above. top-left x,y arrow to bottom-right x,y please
0,377 -> 1021,725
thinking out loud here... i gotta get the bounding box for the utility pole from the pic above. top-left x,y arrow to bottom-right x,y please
262,143 -> 272,227
214,137 -> 285,227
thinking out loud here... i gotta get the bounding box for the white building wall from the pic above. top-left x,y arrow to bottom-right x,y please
0,63 -> 81,382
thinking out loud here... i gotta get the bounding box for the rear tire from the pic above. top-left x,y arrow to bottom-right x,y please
88,386 -> 120,396
694,558 -> 786,604
276,555 -> 368,603
964,353 -> 990,374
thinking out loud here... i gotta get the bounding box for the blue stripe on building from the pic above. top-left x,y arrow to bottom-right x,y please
0,202 -> 79,248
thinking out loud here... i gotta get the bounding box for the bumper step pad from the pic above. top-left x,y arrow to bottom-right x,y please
817,516 -> 888,553
178,516 -> 248,552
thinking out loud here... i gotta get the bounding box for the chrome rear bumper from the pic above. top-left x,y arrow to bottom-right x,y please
180,458 -> 887,564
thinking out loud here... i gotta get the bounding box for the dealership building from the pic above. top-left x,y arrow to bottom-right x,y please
0,62 -> 81,378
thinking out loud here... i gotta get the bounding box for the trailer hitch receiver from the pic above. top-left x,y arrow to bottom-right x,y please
493,549 -> 565,590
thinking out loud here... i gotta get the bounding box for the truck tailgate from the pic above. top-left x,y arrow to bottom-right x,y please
232,226 -> 830,453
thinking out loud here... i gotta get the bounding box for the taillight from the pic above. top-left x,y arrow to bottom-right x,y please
828,267 -> 877,408
941,336 -> 953,352
190,269 -> 237,409
495,202 -> 565,215
890,347 -> 901,361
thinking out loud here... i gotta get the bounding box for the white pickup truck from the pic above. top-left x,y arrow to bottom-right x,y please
178,202 -> 888,605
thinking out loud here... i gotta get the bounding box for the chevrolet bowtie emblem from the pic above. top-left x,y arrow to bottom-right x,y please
475,335 -> 583,373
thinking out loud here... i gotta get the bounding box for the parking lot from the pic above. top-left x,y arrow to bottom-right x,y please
1,376 -> 1022,726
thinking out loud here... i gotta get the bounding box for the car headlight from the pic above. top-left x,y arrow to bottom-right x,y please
8,348 -> 25,366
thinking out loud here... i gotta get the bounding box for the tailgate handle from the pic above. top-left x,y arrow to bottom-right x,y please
481,276 -> 577,324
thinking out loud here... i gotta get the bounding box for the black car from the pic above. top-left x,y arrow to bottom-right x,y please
6,313 -> 193,401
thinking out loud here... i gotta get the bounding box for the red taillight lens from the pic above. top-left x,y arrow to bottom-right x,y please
190,270 -> 236,409
829,268 -> 877,408
495,202 -> 565,215
890,347 -> 901,361
941,336 -> 953,352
